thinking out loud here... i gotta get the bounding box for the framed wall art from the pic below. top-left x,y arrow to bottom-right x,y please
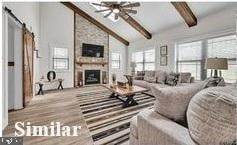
160,56 -> 167,66
160,45 -> 168,56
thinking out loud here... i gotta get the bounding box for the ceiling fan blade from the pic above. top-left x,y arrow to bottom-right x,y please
95,9 -> 111,13
122,2 -> 140,8
122,9 -> 137,14
114,14 -> 119,20
104,11 -> 113,18
119,2 -> 127,5
102,2 -> 117,5
91,3 -> 110,7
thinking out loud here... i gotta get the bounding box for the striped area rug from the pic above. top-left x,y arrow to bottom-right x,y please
76,86 -> 155,145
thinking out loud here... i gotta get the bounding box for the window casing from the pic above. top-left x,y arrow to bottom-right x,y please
207,35 -> 237,83
52,47 -> 69,70
176,34 -> 236,83
111,53 -> 121,69
132,49 -> 155,71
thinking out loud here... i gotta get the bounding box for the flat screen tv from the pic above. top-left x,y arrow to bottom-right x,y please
82,43 -> 104,58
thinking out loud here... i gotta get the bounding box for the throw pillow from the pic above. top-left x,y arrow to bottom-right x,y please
144,71 -> 156,83
166,72 -> 180,86
137,71 -> 145,76
204,77 -> 226,88
187,86 -> 237,145
155,70 -> 167,84
135,71 -> 145,80
180,72 -> 192,83
151,82 -> 205,123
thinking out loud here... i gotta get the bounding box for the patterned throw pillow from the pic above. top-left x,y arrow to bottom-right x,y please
166,72 -> 180,86
204,77 -> 225,88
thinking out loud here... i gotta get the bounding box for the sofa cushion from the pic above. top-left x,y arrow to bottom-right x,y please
134,76 -> 144,80
130,116 -> 138,138
180,72 -> 192,83
187,86 -> 237,145
155,70 -> 167,84
137,109 -> 197,145
135,71 -> 145,80
144,71 -> 156,83
166,72 -> 180,86
133,80 -> 152,89
137,71 -> 145,76
151,82 -> 205,122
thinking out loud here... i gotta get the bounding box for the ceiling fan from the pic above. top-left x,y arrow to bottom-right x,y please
91,2 -> 140,20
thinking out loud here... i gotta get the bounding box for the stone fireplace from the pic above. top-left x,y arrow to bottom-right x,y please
74,14 -> 109,87
84,70 -> 100,85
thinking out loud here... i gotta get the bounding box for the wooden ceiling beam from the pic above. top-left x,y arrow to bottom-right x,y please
61,2 -> 129,46
171,2 -> 197,27
119,13 -> 152,39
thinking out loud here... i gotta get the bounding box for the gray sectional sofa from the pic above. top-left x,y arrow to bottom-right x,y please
133,70 -> 196,90
130,80 -> 237,145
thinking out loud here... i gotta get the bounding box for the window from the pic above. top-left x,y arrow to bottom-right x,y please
132,49 -> 155,71
207,35 -> 237,83
177,41 -> 202,80
111,53 -> 120,69
176,34 -> 236,83
53,47 -> 69,70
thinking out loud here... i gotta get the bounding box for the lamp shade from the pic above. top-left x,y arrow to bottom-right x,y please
205,58 -> 228,70
130,62 -> 137,68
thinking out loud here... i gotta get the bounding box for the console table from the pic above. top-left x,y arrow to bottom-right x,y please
36,79 -> 64,95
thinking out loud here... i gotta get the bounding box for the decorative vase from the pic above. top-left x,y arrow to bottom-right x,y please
112,74 -> 116,84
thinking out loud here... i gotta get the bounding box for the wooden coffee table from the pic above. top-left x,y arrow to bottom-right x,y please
103,85 -> 149,108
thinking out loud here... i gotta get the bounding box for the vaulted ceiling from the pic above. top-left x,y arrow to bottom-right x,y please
73,2 -> 236,43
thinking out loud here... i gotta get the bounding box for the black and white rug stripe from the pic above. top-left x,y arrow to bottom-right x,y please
76,86 -> 155,145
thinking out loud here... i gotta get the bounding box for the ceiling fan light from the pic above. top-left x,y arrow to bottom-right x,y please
113,8 -> 120,14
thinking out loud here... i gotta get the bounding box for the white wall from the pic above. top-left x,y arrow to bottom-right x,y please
128,6 -> 236,73
2,10 -> 9,131
39,2 -> 74,89
3,2 -> 40,82
109,35 -> 128,82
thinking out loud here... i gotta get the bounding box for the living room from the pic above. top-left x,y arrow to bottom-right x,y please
1,1 -> 237,145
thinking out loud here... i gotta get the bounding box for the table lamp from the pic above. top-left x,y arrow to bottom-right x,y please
205,57 -> 228,78
130,62 -> 137,76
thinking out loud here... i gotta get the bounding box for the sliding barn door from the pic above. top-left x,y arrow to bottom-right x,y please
23,27 -> 34,107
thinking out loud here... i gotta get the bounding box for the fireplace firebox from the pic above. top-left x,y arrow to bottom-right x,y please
85,70 -> 100,85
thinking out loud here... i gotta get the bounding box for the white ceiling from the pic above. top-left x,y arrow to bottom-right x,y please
74,2 -> 237,42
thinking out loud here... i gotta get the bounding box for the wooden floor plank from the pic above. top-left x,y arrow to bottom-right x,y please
3,88 -> 94,145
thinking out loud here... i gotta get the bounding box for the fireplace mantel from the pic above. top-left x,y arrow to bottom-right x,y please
76,61 -> 108,67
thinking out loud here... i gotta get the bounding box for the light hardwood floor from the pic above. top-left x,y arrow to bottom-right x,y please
3,88 -> 94,145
